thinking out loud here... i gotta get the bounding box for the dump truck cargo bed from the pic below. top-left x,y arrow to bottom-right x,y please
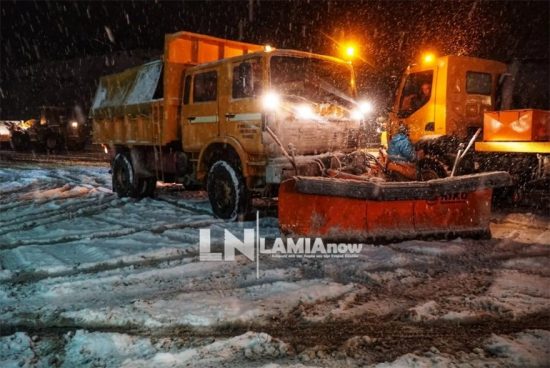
278,172 -> 512,242
91,32 -> 263,146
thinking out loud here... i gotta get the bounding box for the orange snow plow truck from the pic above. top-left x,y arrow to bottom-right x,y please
92,32 -> 510,241
92,32 -> 365,219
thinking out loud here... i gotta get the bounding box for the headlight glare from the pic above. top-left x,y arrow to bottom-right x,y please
295,104 -> 315,120
262,91 -> 281,111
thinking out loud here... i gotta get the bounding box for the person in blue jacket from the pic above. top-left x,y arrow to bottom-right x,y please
387,125 -> 415,162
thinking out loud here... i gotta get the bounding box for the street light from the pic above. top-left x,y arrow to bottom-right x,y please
342,42 -> 358,61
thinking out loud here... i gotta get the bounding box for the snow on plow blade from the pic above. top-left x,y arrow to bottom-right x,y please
278,172 -> 512,242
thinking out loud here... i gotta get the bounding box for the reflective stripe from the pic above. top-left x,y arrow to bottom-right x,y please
229,112 -> 262,121
190,115 -> 218,123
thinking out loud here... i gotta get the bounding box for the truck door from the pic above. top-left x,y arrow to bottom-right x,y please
182,68 -> 220,152
394,69 -> 436,143
218,57 -> 264,155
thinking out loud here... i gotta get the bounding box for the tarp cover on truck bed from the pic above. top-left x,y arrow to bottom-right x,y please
91,60 -> 162,118
92,32 -> 263,146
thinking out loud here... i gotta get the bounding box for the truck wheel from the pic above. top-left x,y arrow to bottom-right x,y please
45,133 -> 61,151
417,158 -> 447,181
207,160 -> 249,220
112,153 -> 140,198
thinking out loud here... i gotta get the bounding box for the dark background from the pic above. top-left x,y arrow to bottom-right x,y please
1,0 -> 549,119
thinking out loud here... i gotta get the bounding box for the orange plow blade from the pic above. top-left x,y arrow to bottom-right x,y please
278,172 -> 512,242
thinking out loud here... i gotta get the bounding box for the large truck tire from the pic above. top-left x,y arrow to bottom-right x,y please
45,133 -> 62,151
206,160 -> 249,220
112,153 -> 139,197
112,152 -> 156,198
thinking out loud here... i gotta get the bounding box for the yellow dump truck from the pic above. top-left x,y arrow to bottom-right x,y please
91,32 -> 365,219
387,54 -> 549,200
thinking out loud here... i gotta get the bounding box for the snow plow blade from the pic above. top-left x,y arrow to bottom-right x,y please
278,172 -> 512,242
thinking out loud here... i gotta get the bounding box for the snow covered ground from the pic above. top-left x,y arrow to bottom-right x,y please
0,162 -> 549,367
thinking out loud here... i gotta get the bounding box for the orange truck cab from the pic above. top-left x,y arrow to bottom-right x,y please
387,54 -> 549,195
389,55 -> 506,144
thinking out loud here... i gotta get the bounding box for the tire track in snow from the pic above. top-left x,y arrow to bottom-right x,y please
0,181 -> 64,198
0,193 -> 115,226
0,201 -> 122,240
1,250 -> 199,285
0,217 -> 222,252
156,195 -> 213,216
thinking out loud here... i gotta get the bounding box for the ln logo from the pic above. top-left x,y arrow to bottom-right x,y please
200,212 -> 262,278
199,212 -> 363,279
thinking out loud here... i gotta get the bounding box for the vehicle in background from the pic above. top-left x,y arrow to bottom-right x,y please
8,106 -> 90,151
387,54 -> 549,203
92,32 -> 366,219
0,121 -> 18,149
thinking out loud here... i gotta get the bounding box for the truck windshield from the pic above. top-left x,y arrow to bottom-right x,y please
398,70 -> 433,118
269,56 -> 353,106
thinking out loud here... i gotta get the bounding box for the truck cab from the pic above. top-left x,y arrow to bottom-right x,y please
181,49 -> 360,185
389,55 -> 506,143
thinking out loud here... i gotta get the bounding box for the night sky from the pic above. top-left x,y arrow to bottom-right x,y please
1,0 -> 549,117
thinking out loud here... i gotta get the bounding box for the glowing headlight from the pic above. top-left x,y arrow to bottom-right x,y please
261,91 -> 281,111
358,100 -> 374,114
351,109 -> 364,121
295,104 -> 315,119
70,121 -> 79,129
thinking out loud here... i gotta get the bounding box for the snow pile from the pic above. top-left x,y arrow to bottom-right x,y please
484,329 -> 550,367
62,330 -> 156,368
491,212 -> 550,245
392,240 -> 466,256
0,333 -> 35,368
122,332 -> 290,367
374,330 -> 550,367
405,300 -> 440,322
373,351 -> 455,368
61,280 -> 354,328
471,270 -> 550,317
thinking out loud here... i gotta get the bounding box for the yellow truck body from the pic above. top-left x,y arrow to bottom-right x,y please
91,31 -> 361,219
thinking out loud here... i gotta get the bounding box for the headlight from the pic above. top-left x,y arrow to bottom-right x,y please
358,100 -> 374,114
261,91 -> 281,111
70,121 -> 79,129
350,109 -> 364,121
295,104 -> 315,120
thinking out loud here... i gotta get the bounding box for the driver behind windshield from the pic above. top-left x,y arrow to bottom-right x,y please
401,81 -> 431,112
